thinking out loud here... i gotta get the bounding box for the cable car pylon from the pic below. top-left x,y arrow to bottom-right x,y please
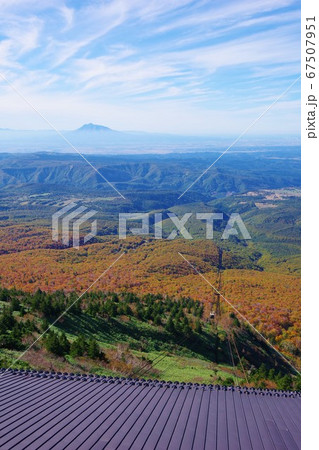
210,247 -> 223,321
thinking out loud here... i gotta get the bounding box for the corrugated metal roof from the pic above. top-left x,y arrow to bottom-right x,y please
0,368 -> 300,450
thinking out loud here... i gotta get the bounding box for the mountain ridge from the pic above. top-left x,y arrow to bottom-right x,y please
76,123 -> 115,133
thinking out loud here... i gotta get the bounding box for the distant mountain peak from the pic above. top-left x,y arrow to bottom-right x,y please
76,123 -> 114,132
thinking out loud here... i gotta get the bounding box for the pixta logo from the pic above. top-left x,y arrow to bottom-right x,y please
52,202 -> 97,248
119,212 -> 251,240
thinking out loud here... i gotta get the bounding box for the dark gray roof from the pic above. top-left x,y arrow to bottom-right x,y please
0,369 -> 300,450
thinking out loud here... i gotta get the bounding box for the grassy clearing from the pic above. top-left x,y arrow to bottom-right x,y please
0,311 -> 240,384
134,351 -> 243,384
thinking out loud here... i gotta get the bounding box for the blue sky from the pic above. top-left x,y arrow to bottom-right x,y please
0,0 -> 300,136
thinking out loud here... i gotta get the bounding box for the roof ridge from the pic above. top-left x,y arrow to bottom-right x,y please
0,368 -> 301,398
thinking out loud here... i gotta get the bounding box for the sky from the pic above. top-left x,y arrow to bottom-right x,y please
0,0 -> 300,136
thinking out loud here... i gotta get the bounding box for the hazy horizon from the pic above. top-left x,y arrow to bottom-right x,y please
0,122 -> 301,155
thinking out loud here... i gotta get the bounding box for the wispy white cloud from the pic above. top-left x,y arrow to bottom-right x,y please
166,24 -> 300,72
167,9 -> 300,50
59,22 -> 299,105
0,0 -> 300,135
0,16 -> 42,68
59,5 -> 74,31
154,0 -> 297,33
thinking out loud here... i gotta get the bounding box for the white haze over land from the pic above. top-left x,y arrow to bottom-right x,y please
0,126 -> 300,155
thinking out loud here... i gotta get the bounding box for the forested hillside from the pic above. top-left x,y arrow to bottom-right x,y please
0,149 -> 300,197
0,288 -> 300,390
